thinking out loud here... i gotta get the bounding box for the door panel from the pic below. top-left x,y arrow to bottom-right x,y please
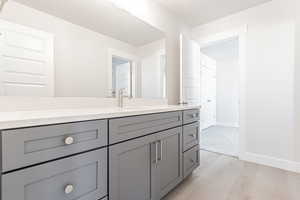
109,133 -> 157,200
153,127 -> 182,199
180,34 -> 201,105
201,62 -> 216,130
0,20 -> 54,96
183,145 -> 200,178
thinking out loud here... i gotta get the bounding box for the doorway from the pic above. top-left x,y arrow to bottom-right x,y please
112,56 -> 133,98
200,37 -> 240,157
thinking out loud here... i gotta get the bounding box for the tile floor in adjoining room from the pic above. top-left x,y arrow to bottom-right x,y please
200,126 -> 239,157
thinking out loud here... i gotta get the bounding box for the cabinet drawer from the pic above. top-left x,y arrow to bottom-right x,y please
109,111 -> 182,144
183,122 -> 199,152
183,145 -> 199,178
2,148 -> 107,200
183,109 -> 200,125
2,120 -> 107,172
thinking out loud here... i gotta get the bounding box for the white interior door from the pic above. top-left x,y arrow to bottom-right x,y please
0,20 -> 54,96
180,34 -> 201,105
200,55 -> 217,130
114,62 -> 131,94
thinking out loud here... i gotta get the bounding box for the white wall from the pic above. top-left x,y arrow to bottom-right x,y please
216,59 -> 239,127
193,0 -> 299,172
112,0 -> 190,104
0,1 -> 137,97
295,2 -> 300,164
137,39 -> 165,99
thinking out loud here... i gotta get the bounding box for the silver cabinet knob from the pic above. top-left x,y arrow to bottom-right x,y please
64,136 -> 74,145
189,134 -> 197,139
192,113 -> 198,118
64,184 -> 74,194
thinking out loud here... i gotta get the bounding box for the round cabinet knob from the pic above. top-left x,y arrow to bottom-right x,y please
190,134 -> 197,139
64,136 -> 74,145
64,184 -> 74,194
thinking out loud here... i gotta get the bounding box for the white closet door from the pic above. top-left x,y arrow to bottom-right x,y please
0,20 -> 54,96
180,34 -> 201,105
200,55 -> 217,130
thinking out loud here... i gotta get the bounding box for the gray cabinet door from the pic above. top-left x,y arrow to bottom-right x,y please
109,111 -> 182,144
2,148 -> 107,200
109,133 -> 157,200
183,145 -> 200,178
183,122 -> 200,152
2,120 -> 107,172
153,127 -> 183,199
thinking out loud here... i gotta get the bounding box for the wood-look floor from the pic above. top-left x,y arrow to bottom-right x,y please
164,151 -> 300,200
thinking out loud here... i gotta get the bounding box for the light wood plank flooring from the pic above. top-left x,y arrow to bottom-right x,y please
164,151 -> 300,200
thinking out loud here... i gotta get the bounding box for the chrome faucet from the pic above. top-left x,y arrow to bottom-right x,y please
118,88 -> 129,108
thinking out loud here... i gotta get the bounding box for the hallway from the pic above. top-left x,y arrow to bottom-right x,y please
200,126 -> 238,156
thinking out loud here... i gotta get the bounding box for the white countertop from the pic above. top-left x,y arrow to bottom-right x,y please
0,105 -> 200,130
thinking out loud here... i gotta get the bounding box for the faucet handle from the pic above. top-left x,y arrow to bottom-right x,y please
118,88 -> 126,95
118,88 -> 133,99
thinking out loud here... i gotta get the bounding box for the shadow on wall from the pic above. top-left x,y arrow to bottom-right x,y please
0,0 -> 8,11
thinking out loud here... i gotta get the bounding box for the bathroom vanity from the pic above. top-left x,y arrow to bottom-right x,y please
0,106 -> 200,200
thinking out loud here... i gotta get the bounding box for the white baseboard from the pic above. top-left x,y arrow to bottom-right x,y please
216,122 -> 239,128
241,152 -> 300,173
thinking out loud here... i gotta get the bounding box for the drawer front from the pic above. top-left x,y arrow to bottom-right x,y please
2,149 -> 107,200
183,122 -> 199,152
2,120 -> 107,172
183,109 -> 200,125
183,145 -> 200,178
109,111 -> 182,144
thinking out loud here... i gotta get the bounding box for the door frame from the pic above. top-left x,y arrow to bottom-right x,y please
196,25 -> 248,159
107,48 -> 138,98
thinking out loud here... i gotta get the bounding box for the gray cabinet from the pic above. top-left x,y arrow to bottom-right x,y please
153,127 -> 183,199
109,127 -> 182,200
2,148 -> 107,200
109,127 -> 183,200
109,133 -> 157,200
0,109 -> 200,200
183,145 -> 200,178
183,109 -> 200,125
183,122 -> 200,152
2,120 -> 107,172
109,111 -> 182,144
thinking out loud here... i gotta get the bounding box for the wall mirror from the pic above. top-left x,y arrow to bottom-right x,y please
0,0 -> 166,99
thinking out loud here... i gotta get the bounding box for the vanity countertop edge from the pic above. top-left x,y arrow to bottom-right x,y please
0,105 -> 201,130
